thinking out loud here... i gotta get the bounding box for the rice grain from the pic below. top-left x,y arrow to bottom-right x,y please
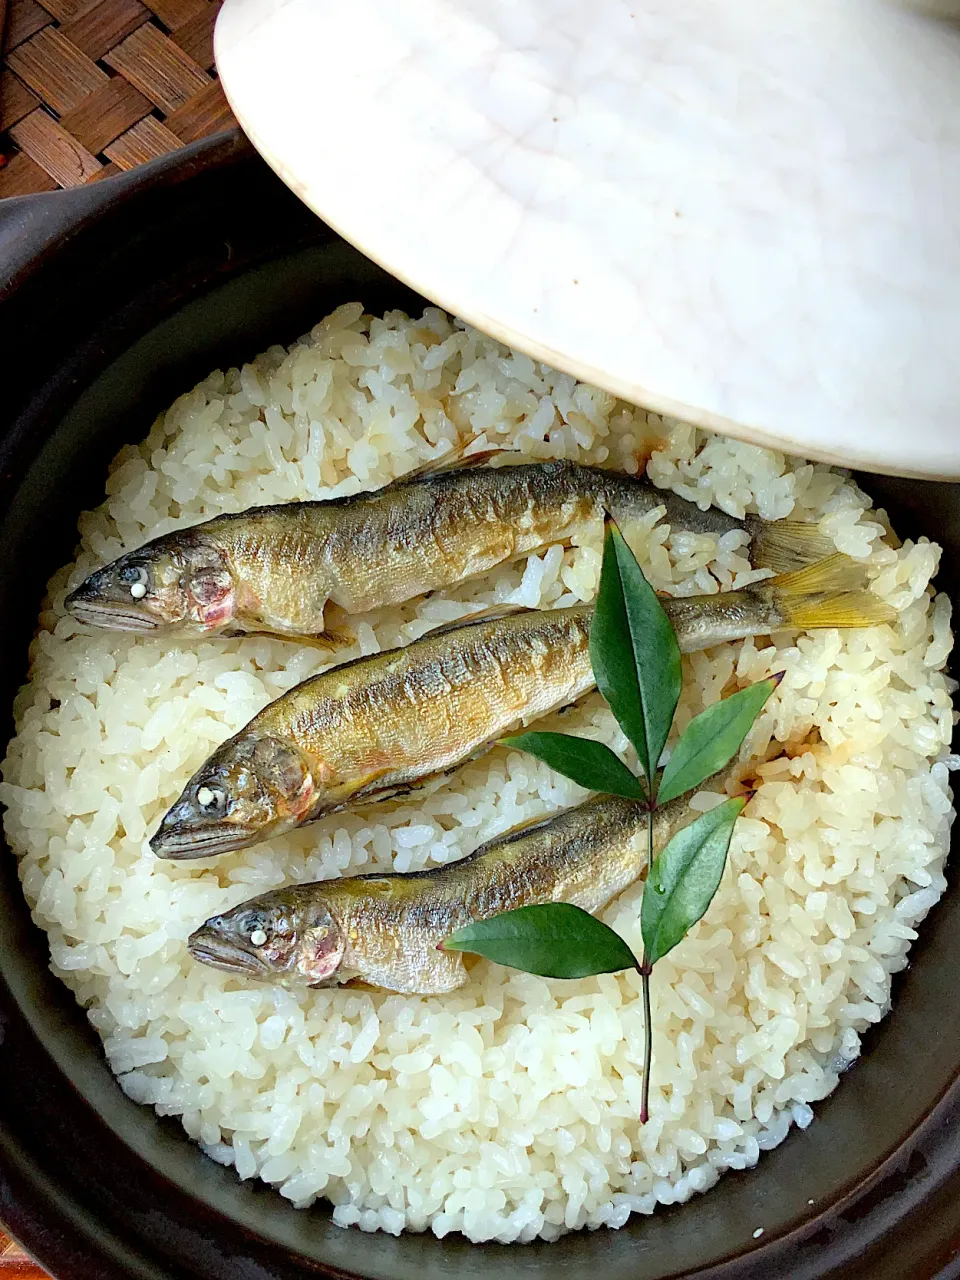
2,305 -> 954,1243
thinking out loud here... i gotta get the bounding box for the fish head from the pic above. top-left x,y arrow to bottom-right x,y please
65,536 -> 236,635
150,735 -> 318,859
188,889 -> 345,986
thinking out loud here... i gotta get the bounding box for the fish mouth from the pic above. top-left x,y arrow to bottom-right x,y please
149,821 -> 261,860
187,926 -> 270,977
65,594 -> 161,633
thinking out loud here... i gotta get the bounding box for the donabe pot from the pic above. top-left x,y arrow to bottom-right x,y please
0,132 -> 957,1280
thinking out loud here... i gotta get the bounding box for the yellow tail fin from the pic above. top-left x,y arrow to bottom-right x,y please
771,553 -> 896,629
783,592 -> 897,629
771,553 -> 868,596
749,518 -> 839,574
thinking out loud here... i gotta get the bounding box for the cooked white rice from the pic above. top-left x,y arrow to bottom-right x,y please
2,303 -> 955,1244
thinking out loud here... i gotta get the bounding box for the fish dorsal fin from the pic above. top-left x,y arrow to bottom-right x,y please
416,602 -> 536,638
395,434 -> 517,483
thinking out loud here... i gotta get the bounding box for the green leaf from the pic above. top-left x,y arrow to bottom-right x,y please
641,796 -> 746,965
656,674 -> 783,806
442,903 -> 639,978
501,731 -> 646,800
589,521 -> 681,787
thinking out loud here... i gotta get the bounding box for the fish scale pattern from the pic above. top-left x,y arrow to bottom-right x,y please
0,0 -> 235,195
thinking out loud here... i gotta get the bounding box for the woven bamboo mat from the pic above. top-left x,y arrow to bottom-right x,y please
0,1232 -> 44,1277
0,0 -> 235,1259
0,0 -> 236,197
0,0 -> 236,1265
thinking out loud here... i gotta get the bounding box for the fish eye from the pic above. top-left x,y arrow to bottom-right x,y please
195,784 -> 227,814
243,912 -> 268,947
120,564 -> 149,599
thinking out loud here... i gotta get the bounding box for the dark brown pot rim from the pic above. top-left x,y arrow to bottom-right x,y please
0,130 -> 958,1280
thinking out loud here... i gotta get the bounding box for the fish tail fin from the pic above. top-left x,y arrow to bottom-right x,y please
782,590 -> 896,630
771,553 -> 896,629
749,517 -> 838,574
770,552 -> 869,596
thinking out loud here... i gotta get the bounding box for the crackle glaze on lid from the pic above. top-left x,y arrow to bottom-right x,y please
215,0 -> 960,479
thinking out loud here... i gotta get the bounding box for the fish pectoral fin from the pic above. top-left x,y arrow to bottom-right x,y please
227,601 -> 357,652
304,632 -> 351,652
335,763 -> 460,813
337,978 -> 386,992
226,627 -> 357,652
310,601 -> 357,649
395,433 -> 518,483
306,624 -> 357,652
332,766 -> 394,804
419,602 -> 535,638
475,809 -> 561,845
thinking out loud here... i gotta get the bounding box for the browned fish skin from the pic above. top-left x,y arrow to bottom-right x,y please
187,786 -> 701,994
64,460 -> 832,639
150,552 -> 888,861
152,606 -> 597,859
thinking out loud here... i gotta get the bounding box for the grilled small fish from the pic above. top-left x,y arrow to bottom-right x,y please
65,456 -> 834,642
151,554 -> 891,860
187,782 -> 742,995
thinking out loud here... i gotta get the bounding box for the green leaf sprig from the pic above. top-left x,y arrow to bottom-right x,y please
444,519 -> 781,1124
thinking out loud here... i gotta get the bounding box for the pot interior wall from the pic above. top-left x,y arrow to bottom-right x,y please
0,142 -> 958,1280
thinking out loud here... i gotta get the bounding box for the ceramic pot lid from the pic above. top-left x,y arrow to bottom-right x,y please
215,0 -> 960,480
